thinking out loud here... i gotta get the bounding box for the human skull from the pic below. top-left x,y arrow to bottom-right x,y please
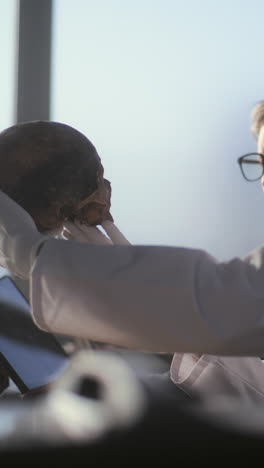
0,121 -> 113,232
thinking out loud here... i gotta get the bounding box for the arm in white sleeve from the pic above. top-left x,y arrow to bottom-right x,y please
30,239 -> 264,356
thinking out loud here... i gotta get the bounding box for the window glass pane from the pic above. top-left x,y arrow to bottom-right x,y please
0,0 -> 18,278
0,0 -> 18,130
52,0 -> 264,260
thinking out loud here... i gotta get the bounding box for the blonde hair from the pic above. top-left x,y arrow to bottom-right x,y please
251,101 -> 264,139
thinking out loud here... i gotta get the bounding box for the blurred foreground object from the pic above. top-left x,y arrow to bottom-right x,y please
0,350 -> 146,449
1,350 -> 264,461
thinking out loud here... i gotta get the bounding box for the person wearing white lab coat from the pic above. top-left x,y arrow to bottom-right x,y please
2,102 -> 264,404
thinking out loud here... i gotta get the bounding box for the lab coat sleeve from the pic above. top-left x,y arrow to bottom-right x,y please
29,239 -> 264,355
170,354 -> 264,405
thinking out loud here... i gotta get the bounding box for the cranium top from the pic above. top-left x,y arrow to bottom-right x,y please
0,120 -> 112,232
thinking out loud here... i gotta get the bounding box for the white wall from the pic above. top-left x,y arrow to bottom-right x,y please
52,0 -> 264,260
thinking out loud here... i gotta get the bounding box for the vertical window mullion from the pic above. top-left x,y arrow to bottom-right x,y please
16,0 -> 52,123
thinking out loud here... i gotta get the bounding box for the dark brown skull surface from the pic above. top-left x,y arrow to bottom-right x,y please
0,121 -> 113,232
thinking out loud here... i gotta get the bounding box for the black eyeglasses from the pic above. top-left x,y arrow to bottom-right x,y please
237,153 -> 264,181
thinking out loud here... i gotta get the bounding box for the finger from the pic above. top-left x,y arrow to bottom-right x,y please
63,221 -> 88,242
74,221 -> 113,245
64,221 -> 113,245
101,221 -> 131,245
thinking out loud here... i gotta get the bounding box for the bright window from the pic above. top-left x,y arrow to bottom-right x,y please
0,0 -> 18,130
52,0 -> 264,259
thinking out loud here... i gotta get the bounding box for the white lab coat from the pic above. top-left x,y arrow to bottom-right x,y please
29,238 -> 264,356
170,353 -> 264,405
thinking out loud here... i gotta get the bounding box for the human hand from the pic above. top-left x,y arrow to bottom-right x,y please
0,191 -> 48,278
63,220 -> 113,245
101,220 -> 131,245
63,220 -> 130,245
